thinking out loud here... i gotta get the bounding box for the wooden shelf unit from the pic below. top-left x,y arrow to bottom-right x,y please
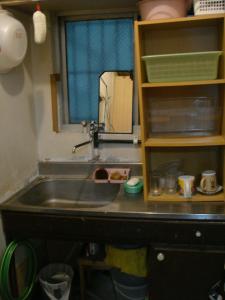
135,14 -> 225,202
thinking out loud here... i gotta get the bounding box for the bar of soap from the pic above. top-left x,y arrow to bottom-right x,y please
127,177 -> 140,187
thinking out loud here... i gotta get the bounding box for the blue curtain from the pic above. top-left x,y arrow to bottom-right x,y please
66,18 -> 134,123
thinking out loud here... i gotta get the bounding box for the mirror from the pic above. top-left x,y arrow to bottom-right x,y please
98,71 -> 133,134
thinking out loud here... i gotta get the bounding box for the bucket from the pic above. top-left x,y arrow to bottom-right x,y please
39,264 -> 74,300
138,0 -> 192,20
114,281 -> 148,300
111,269 -> 148,300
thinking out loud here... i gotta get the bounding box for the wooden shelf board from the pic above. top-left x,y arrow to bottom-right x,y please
142,79 -> 225,88
137,14 -> 225,27
147,192 -> 225,202
144,136 -> 225,147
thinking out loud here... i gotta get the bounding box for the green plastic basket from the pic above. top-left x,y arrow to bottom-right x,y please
142,51 -> 222,83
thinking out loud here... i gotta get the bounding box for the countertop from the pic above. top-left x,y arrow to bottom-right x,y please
1,175 -> 225,222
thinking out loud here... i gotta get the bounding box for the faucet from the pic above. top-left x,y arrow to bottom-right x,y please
72,121 -> 100,155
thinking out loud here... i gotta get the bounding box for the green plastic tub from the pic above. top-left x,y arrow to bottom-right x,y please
142,51 -> 222,83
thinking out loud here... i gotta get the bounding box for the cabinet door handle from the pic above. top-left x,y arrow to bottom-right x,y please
157,252 -> 165,262
195,230 -> 202,238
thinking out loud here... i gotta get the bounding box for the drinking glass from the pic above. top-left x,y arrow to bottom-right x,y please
165,174 -> 177,194
151,175 -> 162,196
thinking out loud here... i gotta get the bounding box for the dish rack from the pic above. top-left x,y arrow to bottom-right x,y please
194,0 -> 225,15
142,51 -> 222,83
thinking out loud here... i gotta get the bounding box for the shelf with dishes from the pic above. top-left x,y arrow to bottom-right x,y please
135,14 -> 225,202
144,146 -> 224,202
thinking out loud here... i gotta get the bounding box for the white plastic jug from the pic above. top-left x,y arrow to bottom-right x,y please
0,10 -> 27,73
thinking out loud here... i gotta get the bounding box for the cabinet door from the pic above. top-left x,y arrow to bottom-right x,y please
149,246 -> 225,300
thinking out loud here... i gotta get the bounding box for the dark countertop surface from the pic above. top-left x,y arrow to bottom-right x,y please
1,175 -> 225,222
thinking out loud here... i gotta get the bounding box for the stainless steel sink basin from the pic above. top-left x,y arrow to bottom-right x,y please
17,179 -> 120,209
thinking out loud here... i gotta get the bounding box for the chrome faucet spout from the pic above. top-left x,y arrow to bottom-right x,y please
72,140 -> 92,153
72,120 -> 101,155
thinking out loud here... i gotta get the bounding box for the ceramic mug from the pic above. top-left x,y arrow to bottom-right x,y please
200,170 -> 217,193
178,175 -> 195,198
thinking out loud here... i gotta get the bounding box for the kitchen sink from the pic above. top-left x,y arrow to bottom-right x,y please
17,179 -> 120,209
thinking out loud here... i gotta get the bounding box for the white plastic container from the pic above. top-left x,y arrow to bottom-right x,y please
194,0 -> 225,15
0,10 -> 27,73
33,9 -> 47,44
138,0 -> 192,20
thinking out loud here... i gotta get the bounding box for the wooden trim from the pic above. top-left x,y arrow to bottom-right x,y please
147,192 -> 225,202
145,136 -> 225,147
0,0 -> 37,6
59,10 -> 137,19
142,79 -> 225,88
221,17 -> 225,190
135,21 -> 150,201
137,13 -> 225,27
50,73 -> 60,133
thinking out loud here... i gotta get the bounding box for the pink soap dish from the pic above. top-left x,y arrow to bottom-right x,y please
94,168 -> 130,183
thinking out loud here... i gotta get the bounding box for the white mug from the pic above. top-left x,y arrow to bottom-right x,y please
200,170 -> 217,193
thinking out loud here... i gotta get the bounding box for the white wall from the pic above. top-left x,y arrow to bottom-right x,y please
32,16 -> 141,163
0,13 -> 38,256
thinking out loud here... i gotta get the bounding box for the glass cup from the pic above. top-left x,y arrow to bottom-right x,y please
165,174 -> 177,194
151,175 -> 162,196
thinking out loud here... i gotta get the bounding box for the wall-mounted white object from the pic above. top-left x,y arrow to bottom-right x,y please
33,3 -> 46,44
0,9 -> 27,73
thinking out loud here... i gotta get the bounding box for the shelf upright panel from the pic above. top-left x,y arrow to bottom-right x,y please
220,15 -> 225,191
134,21 -> 150,201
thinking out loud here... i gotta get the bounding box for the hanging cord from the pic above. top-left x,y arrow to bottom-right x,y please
100,77 -> 115,132
0,240 -> 37,300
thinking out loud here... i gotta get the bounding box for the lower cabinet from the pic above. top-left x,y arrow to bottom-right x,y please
149,246 -> 225,300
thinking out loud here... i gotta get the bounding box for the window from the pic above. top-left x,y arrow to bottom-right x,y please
61,17 -> 134,124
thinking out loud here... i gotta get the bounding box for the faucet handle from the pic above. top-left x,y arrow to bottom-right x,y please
72,145 -> 77,153
89,121 -> 99,135
81,120 -> 88,133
